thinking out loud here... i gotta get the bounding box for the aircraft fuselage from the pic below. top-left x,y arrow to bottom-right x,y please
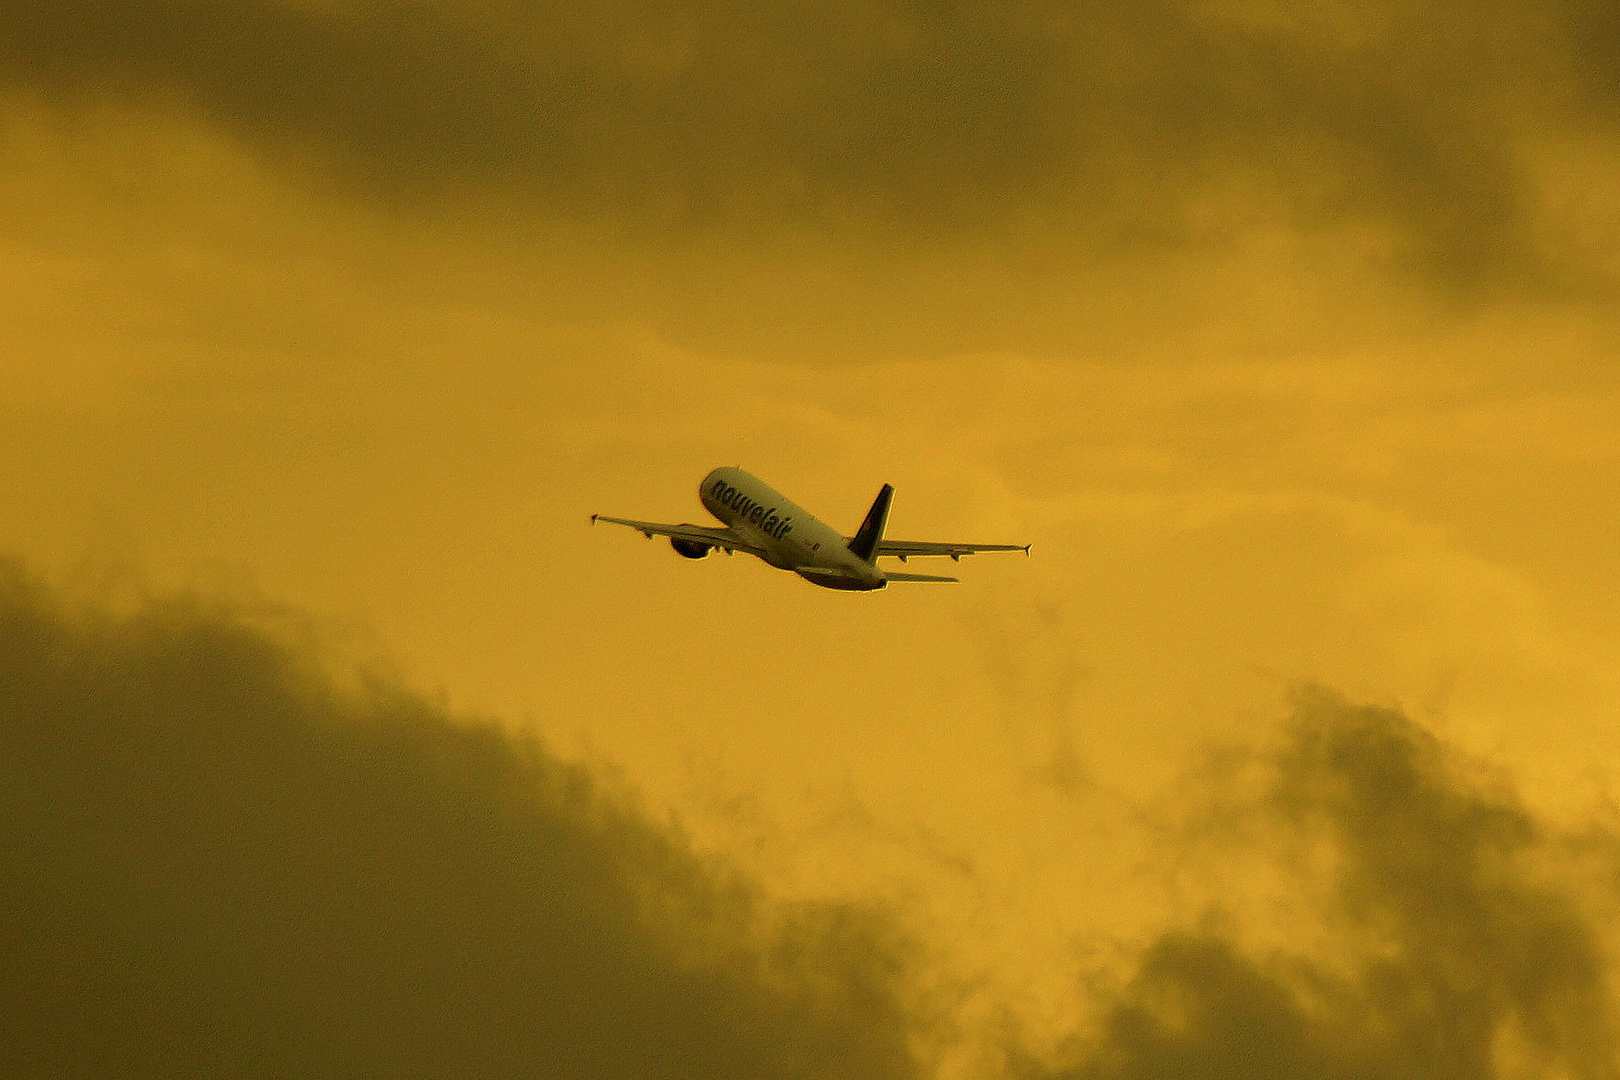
699,467 -> 886,590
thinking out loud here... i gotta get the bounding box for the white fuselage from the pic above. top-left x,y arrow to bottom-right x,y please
700,467 -> 885,590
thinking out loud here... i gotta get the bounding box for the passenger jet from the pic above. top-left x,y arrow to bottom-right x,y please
593,467 -> 1028,590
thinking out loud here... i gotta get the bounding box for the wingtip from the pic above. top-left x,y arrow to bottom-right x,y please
590,513 -> 599,526
1024,544 -> 1032,556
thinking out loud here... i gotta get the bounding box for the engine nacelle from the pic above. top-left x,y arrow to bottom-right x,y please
670,537 -> 713,559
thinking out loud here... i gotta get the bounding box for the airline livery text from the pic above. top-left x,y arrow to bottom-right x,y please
711,479 -> 794,539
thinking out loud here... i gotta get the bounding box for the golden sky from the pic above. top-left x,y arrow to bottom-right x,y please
5,2 -> 1620,1076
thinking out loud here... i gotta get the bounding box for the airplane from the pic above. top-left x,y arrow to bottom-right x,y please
593,466 -> 1028,591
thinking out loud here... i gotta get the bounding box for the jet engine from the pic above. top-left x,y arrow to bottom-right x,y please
670,537 -> 713,559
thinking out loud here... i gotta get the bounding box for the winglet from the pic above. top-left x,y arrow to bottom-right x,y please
847,484 -> 893,564
590,514 -> 599,526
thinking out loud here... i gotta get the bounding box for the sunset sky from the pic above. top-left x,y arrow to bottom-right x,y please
5,2 -> 1620,1077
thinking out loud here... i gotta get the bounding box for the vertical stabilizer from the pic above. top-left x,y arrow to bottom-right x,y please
847,484 -> 893,563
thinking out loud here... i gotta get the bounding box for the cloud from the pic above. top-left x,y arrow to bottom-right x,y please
1047,688 -> 1618,1080
0,565 -> 924,1079
2,0 -> 1615,286
3,562 -> 1617,1080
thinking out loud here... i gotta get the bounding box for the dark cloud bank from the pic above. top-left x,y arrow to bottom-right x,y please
1,568 -> 1617,1078
1049,690 -> 1619,1080
0,569 -> 922,1080
5,1 -> 1620,282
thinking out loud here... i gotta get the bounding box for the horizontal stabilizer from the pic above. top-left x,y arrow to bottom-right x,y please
883,571 -> 959,584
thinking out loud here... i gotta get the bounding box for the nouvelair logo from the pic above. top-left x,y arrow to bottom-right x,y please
711,480 -> 794,539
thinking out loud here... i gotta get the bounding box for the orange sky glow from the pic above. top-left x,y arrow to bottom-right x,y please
4,3 -> 1620,1077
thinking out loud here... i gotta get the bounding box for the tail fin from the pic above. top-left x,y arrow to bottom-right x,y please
847,484 -> 893,563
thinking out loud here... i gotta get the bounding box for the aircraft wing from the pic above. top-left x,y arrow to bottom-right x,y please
591,515 -> 767,558
873,540 -> 1030,562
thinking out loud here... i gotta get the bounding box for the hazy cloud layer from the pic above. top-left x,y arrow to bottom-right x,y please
3,1 -> 1617,282
0,567 -> 922,1080
5,4 -> 1620,1075
4,570 -> 1618,1078
1053,689 -> 1618,1080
